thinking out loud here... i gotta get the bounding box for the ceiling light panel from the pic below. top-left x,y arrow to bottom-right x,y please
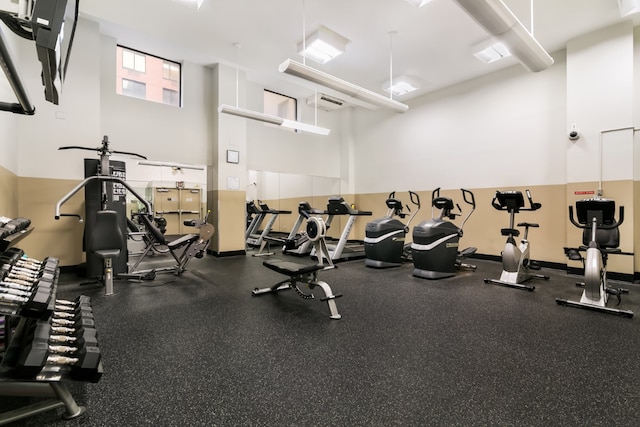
472,39 -> 511,63
383,76 -> 420,97
404,0 -> 433,7
170,0 -> 205,10
298,26 -> 348,64
618,0 -> 640,17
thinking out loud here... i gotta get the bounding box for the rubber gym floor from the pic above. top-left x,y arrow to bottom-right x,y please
4,251 -> 640,427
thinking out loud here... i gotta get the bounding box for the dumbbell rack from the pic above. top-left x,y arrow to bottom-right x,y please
0,217 -> 103,424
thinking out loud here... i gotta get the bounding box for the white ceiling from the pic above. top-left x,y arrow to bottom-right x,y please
80,0 -> 634,104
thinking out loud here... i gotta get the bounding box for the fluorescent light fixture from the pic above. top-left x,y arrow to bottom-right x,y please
383,76 -> 420,97
279,59 -> 409,113
472,38 -> 511,63
218,104 -> 330,136
404,0 -> 433,7
170,0 -> 204,10
138,160 -> 205,171
453,0 -> 553,72
619,0 -> 640,17
298,26 -> 348,64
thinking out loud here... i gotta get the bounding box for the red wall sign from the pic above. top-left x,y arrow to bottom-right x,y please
574,191 -> 595,195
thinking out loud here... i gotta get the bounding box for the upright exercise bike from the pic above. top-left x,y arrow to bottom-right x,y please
411,188 -> 476,279
556,198 -> 633,317
484,190 -> 548,291
364,191 -> 420,268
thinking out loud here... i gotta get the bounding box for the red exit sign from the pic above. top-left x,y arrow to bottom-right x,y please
574,190 -> 595,195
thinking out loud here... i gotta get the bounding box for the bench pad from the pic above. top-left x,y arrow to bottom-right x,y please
263,259 -> 322,276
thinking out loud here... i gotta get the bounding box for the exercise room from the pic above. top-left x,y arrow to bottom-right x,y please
1,0 -> 640,425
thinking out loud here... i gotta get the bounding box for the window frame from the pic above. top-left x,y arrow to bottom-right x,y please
116,45 -> 183,107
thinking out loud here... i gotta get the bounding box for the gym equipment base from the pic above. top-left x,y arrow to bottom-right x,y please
0,382 -> 86,425
555,298 -> 634,318
254,259 -> 341,320
483,278 -> 536,291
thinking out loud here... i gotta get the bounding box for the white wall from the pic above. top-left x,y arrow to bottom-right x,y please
5,16 -> 212,184
351,51 -> 567,194
100,37 -> 212,170
16,18 -> 101,179
0,25 -> 19,173
245,80 -> 345,180
567,22 -> 635,186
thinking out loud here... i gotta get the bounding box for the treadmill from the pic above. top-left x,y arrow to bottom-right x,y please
314,196 -> 372,262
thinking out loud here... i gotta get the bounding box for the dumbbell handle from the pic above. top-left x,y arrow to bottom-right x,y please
0,292 -> 27,303
50,326 -> 75,334
50,335 -> 77,343
16,258 -> 43,266
7,272 -> 38,282
4,277 -> 33,287
49,345 -> 78,354
8,266 -> 38,276
0,281 -> 31,291
47,355 -> 79,365
0,287 -> 31,297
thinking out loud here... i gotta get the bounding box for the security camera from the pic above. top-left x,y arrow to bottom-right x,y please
568,123 -> 580,141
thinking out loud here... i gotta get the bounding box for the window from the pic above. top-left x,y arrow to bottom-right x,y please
116,45 -> 182,107
122,79 -> 146,99
163,88 -> 179,106
163,62 -> 180,81
122,49 -> 146,73
264,90 -> 297,122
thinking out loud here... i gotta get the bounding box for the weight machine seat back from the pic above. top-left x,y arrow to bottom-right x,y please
137,214 -> 199,250
137,214 -> 168,246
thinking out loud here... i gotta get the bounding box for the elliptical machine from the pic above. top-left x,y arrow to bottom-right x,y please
556,198 -> 633,317
364,191 -> 420,268
484,190 -> 548,291
411,188 -> 476,279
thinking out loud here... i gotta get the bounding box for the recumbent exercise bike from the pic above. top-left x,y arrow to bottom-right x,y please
556,198 -> 633,318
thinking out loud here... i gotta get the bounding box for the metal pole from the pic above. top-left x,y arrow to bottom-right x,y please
0,26 -> 35,115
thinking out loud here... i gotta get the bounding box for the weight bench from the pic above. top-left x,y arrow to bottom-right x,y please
126,214 -> 214,276
254,259 -> 342,319
252,216 -> 341,319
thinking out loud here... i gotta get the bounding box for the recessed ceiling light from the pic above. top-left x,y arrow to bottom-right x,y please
472,39 -> 511,63
298,26 -> 349,64
618,0 -> 640,17
404,0 -> 433,8
170,0 -> 204,10
383,76 -> 420,97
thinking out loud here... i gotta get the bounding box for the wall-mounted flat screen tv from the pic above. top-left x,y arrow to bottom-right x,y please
30,0 -> 79,105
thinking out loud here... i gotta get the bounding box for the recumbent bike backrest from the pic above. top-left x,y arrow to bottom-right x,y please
575,199 -> 620,249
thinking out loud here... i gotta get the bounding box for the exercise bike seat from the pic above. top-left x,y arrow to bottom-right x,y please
501,228 -> 520,237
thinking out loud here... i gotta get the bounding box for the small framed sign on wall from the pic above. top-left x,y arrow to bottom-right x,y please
226,150 -> 239,164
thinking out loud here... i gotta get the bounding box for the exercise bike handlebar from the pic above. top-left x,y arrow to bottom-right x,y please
568,205 -> 624,230
461,188 -> 475,208
459,188 -> 475,232
408,191 -> 420,209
